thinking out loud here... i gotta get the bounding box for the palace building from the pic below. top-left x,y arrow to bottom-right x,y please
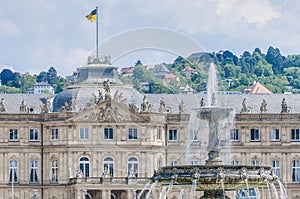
0,55 -> 300,198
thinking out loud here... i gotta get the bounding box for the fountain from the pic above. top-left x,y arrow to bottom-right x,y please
151,63 -> 281,198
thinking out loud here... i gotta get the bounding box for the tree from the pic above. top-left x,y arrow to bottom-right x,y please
47,67 -> 58,85
135,60 -> 143,66
266,46 -> 284,74
132,65 -> 154,90
37,71 -> 48,82
54,77 -> 66,93
0,69 -> 14,85
18,72 -> 36,93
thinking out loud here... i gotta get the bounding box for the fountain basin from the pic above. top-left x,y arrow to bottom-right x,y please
151,165 -> 278,191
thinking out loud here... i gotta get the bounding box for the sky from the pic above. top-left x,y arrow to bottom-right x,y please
0,0 -> 299,76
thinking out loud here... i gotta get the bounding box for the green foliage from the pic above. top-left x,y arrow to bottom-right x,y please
132,64 -> 154,91
0,85 -> 20,93
18,72 -> 36,93
54,77 -> 67,93
150,82 -> 175,94
37,71 -> 48,82
47,67 -> 58,85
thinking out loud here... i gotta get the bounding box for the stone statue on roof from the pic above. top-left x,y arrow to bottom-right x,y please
200,98 -> 204,107
179,100 -> 185,113
69,97 -> 76,111
260,99 -> 267,113
241,98 -> 247,113
41,97 -> 51,113
103,79 -> 111,93
159,97 -> 166,113
141,96 -> 150,112
20,99 -> 28,113
281,98 -> 288,113
0,98 -> 6,112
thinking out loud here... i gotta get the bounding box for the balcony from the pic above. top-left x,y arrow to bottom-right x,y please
69,177 -> 150,185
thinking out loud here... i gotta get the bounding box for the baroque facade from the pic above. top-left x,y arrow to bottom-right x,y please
0,56 -> 300,198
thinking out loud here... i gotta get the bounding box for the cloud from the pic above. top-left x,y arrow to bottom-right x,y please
0,19 -> 19,36
216,0 -> 280,27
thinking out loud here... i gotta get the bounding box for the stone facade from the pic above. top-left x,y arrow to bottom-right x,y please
0,98 -> 299,198
0,58 -> 300,198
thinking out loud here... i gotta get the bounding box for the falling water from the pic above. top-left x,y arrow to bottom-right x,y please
244,179 -> 250,197
220,179 -> 225,199
190,179 -> 197,199
270,183 -> 279,199
137,180 -> 151,199
162,180 -> 174,199
178,189 -> 185,199
145,180 -> 158,199
267,182 -> 272,198
254,187 -> 260,199
207,63 -> 218,106
159,187 -> 167,199
277,180 -> 288,199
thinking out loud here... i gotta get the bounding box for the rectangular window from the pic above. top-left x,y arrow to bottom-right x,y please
9,129 -> 18,141
79,127 -> 89,140
128,128 -> 138,140
9,160 -> 18,183
51,128 -> 58,140
29,129 -> 39,141
168,129 -> 177,141
271,128 -> 280,141
252,160 -> 259,166
169,160 -> 178,166
230,128 -> 239,141
190,160 -> 198,165
157,128 -> 161,140
272,160 -> 280,178
189,130 -> 198,141
30,160 -> 38,183
293,160 -> 300,182
231,160 -> 239,165
104,128 -> 114,140
250,129 -> 260,141
292,129 -> 300,141
51,160 -> 58,183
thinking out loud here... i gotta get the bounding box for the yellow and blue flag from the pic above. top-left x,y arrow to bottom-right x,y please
86,8 -> 97,22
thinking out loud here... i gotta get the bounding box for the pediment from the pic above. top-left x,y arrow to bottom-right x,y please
68,100 -> 149,123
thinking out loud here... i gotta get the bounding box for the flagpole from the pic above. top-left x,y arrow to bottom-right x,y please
96,6 -> 99,59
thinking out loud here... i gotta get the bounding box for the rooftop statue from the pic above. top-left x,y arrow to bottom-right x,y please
260,99 -> 267,113
159,97 -> 166,113
0,98 -> 6,112
141,96 -> 152,112
241,98 -> 247,113
200,98 -> 204,107
41,97 -> 51,113
179,100 -> 185,113
281,98 -> 288,113
103,79 -> 111,93
20,99 -> 28,113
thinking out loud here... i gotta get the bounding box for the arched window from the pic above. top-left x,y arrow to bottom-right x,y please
272,160 -> 280,178
79,157 -> 90,177
251,160 -> 259,166
128,157 -> 138,177
30,160 -> 38,183
103,157 -> 114,177
292,160 -> 300,182
51,160 -> 58,183
9,160 -> 18,183
231,160 -> 239,165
